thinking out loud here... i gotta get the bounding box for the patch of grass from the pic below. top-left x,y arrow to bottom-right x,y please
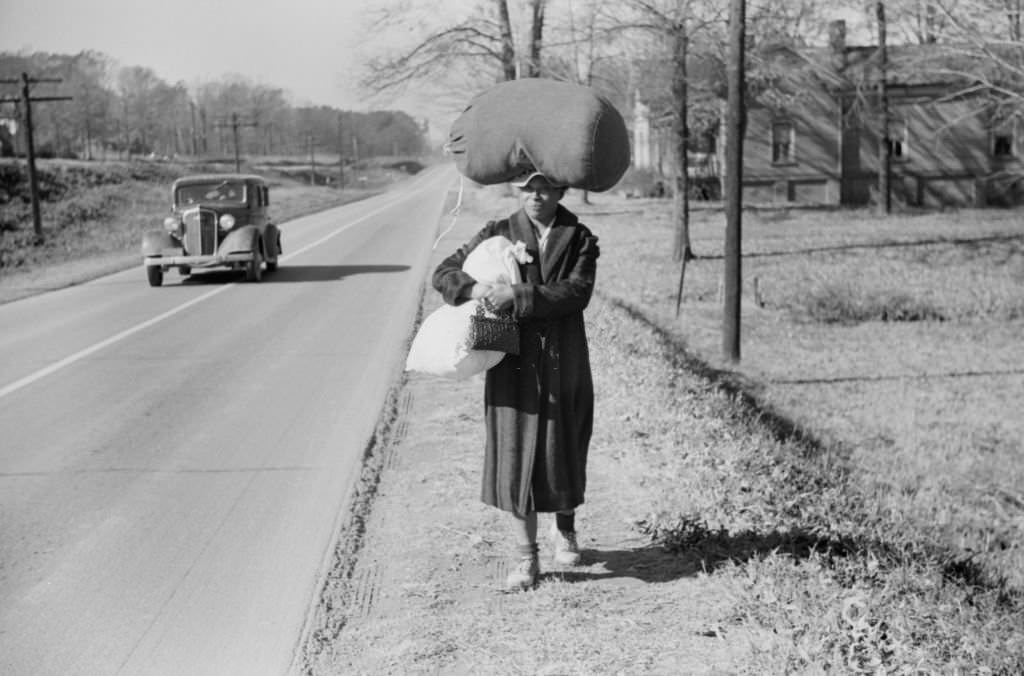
793,282 -> 949,323
588,197 -> 1024,672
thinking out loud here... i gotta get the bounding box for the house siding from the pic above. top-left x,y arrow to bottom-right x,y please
731,87 -> 842,206
737,80 -> 1024,208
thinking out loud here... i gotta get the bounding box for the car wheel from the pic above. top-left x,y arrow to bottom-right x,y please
147,266 -> 164,287
246,249 -> 263,282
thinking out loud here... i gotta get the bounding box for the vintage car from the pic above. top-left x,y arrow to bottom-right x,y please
141,173 -> 282,287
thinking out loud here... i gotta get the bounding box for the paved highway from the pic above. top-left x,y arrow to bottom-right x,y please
0,165 -> 458,675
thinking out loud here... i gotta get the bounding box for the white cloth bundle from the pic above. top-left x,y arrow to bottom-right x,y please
405,236 -> 527,379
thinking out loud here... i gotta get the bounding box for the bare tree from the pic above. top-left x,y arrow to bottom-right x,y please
616,1 -> 725,262
360,0 -> 547,98
881,0 -> 1024,118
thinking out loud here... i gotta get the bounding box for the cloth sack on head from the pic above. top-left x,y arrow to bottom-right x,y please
405,236 -> 523,380
446,78 -> 631,192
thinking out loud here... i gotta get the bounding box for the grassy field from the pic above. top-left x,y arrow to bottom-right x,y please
588,195 -> 1024,671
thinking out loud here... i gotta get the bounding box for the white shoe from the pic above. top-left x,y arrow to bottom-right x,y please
550,522 -> 582,566
506,555 -> 539,591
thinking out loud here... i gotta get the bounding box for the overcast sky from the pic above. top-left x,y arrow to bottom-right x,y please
0,0 -> 392,108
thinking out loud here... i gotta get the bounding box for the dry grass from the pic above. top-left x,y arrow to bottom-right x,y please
590,197 -> 1024,672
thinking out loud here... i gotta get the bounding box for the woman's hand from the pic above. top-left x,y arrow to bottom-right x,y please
469,283 -> 492,300
484,283 -> 514,311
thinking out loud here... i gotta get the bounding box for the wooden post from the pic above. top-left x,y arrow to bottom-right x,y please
1,73 -> 72,244
723,0 -> 746,363
21,74 -> 42,242
232,113 -> 241,172
214,113 -> 256,171
337,113 -> 345,189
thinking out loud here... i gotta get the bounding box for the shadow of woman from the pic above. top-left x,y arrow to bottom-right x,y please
544,529 -> 860,585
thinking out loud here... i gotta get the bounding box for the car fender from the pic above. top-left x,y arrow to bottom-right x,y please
141,230 -> 178,257
218,225 -> 261,255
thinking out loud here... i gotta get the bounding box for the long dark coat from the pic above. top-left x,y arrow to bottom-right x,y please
432,204 -> 599,516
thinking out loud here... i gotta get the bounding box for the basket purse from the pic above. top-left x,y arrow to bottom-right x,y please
469,300 -> 520,355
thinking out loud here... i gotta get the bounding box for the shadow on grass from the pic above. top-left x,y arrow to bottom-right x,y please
182,264 -> 410,284
548,531 -> 859,585
599,292 -> 1022,604
602,293 -> 822,450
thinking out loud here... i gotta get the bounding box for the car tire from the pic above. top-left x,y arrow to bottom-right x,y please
246,249 -> 263,282
147,266 -> 164,287
266,234 -> 280,271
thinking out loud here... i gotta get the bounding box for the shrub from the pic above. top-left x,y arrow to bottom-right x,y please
794,282 -> 948,324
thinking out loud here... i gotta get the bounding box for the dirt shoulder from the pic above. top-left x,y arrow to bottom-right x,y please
300,190 -> 752,674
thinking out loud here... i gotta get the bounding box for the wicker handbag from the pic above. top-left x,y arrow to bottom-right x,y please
469,301 -> 520,355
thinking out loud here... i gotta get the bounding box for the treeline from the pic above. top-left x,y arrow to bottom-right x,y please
0,50 -> 429,161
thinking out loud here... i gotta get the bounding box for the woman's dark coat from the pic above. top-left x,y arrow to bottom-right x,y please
432,204 -> 599,516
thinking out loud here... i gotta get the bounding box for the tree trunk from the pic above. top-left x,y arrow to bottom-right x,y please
527,0 -> 546,77
497,0 -> 517,80
877,1 -> 891,215
671,24 -> 692,263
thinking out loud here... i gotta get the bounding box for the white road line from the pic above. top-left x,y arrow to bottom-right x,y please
0,179 -> 447,401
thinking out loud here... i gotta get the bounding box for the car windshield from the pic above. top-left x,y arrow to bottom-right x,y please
176,181 -> 247,206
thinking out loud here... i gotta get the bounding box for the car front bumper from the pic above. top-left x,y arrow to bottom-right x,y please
144,253 -> 254,267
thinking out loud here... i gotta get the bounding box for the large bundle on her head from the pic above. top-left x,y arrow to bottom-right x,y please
447,78 -> 631,192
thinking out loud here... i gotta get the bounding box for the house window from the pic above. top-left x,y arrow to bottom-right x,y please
771,121 -> 795,164
993,131 -> 1015,158
886,119 -> 908,162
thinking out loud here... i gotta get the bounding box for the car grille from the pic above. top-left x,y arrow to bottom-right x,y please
182,208 -> 218,255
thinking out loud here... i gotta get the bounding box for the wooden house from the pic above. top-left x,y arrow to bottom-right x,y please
633,20 -> 1024,207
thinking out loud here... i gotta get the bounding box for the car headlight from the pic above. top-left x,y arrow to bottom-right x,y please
219,214 -> 236,230
163,217 -> 179,232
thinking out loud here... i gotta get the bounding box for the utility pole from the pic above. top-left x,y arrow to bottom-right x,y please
214,112 -> 257,172
0,73 -> 73,243
336,113 -> 345,189
189,100 -> 198,155
305,132 -> 326,186
723,0 -> 746,363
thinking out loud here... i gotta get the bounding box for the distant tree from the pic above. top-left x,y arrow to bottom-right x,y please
66,51 -> 115,160
116,65 -> 166,155
0,50 -> 429,163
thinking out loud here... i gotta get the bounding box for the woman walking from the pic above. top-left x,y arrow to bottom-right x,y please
432,170 -> 599,591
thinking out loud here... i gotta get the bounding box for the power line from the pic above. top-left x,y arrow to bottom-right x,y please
212,112 -> 257,172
